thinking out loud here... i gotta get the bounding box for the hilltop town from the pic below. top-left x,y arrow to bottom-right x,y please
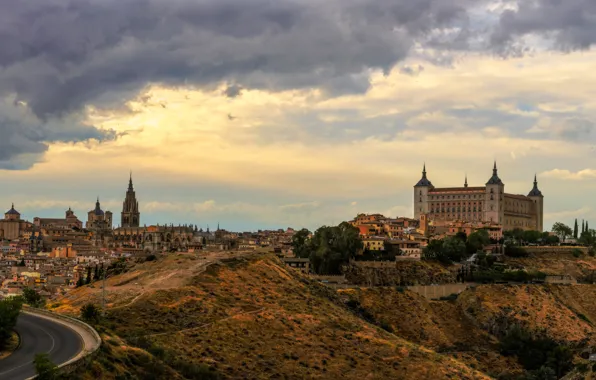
2,163 -> 596,380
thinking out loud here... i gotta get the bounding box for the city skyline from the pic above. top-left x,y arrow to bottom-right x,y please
0,1 -> 595,231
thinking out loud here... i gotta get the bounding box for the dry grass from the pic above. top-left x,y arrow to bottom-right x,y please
55,253 -> 490,380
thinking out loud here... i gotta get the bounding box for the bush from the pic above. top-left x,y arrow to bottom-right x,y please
34,353 -> 58,380
500,325 -> 573,378
81,303 -> 101,324
0,297 -> 23,350
439,293 -> 459,301
23,287 -> 45,308
504,245 -> 528,258
572,249 -> 583,258
145,254 -> 157,262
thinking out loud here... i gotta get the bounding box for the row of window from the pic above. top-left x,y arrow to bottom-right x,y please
425,193 -> 489,200
430,202 -> 483,207
431,207 -> 482,213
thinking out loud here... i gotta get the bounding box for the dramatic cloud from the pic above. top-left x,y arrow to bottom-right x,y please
0,0 -> 477,120
0,98 -> 115,169
492,0 -> 596,52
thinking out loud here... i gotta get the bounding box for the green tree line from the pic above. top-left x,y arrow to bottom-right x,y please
291,222 -> 363,275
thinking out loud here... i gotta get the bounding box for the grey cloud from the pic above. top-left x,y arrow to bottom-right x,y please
223,84 -> 243,98
399,64 -> 425,76
0,101 -> 115,169
492,0 -> 596,52
0,0 -> 475,120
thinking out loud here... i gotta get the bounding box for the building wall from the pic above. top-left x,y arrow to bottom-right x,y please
416,187 -> 542,231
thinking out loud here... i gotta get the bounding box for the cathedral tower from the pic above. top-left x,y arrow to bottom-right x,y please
121,173 -> 140,228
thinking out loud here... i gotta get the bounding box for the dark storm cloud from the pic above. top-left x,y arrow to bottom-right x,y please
0,101 -> 115,169
492,0 -> 596,52
0,0 -> 475,119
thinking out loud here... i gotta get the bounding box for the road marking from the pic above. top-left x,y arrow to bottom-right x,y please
0,318 -> 56,377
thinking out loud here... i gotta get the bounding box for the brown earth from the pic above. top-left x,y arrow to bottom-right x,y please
53,253 -> 489,380
504,250 -> 596,282
51,252 -> 596,379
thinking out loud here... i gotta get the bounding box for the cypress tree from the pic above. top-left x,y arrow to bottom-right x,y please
86,266 -> 92,284
582,220 -> 585,234
587,221 -> 590,232
574,219 -> 578,239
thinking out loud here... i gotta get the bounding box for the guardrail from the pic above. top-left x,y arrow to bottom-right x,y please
22,305 -> 102,378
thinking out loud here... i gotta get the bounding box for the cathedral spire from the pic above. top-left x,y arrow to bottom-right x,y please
493,160 -> 497,176
464,174 -> 468,188
128,171 -> 134,192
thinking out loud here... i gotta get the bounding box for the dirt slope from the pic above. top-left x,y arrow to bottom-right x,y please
54,253 -> 489,380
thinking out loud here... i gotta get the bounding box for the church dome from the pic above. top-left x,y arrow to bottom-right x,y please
6,203 -> 20,215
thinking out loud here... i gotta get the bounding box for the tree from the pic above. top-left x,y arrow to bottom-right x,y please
94,265 -> 99,280
582,220 -> 585,234
86,266 -> 92,284
455,231 -> 467,242
0,297 -> 23,349
76,277 -> 84,288
551,222 -> 572,243
22,287 -> 44,308
291,228 -> 311,258
18,259 -> 25,267
309,222 -> 362,274
34,353 -> 57,380
423,237 -> 467,264
522,230 -> 542,244
442,237 -> 468,263
466,230 -> 490,254
573,219 -> 579,239
81,303 -> 101,324
587,221 -> 589,232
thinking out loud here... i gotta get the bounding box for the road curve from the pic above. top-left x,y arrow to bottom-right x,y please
0,313 -> 83,380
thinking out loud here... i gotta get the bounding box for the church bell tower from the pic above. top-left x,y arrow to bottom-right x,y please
121,173 -> 140,228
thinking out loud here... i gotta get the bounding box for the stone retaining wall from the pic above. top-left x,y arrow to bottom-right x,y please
22,306 -> 102,379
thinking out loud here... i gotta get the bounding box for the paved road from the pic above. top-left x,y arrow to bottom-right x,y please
0,313 -> 83,380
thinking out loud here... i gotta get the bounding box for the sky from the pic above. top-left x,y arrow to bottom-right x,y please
0,0 -> 596,231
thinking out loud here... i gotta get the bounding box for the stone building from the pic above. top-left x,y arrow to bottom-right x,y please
86,198 -> 113,230
121,174 -> 140,228
34,208 -> 83,230
113,224 -> 196,252
0,204 -> 30,240
414,162 -> 544,231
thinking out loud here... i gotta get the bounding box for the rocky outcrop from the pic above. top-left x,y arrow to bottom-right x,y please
343,261 -> 457,286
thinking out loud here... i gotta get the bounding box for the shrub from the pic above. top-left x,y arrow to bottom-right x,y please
145,254 -> 157,262
81,303 -> 101,324
499,325 -> 573,378
572,249 -> 583,258
504,245 -> 528,258
439,293 -> 459,301
0,297 -> 23,350
34,353 -> 58,380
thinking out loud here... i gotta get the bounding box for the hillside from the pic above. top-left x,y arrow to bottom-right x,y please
53,253 -> 489,380
50,252 -> 596,379
339,287 -> 523,378
504,249 -> 596,282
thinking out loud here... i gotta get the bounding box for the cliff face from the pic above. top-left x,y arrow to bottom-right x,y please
343,261 -> 456,286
